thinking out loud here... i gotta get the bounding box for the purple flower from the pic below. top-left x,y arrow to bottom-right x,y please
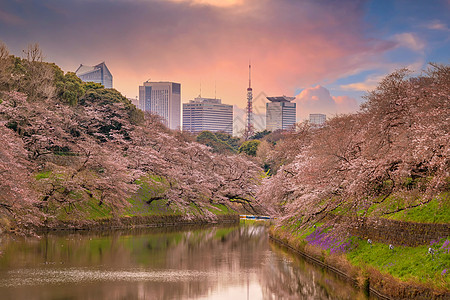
305,229 -> 350,253
442,269 -> 447,276
441,240 -> 450,253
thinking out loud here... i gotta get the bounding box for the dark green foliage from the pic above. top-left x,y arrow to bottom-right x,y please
51,63 -> 64,83
56,71 -> 85,106
238,140 -> 261,156
214,131 -> 242,151
249,130 -> 271,140
196,131 -> 236,154
83,82 -> 104,90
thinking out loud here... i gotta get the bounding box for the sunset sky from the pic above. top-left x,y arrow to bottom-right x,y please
1,0 -> 449,133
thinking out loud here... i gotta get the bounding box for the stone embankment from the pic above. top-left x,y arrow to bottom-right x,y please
347,217 -> 450,246
33,214 -> 240,232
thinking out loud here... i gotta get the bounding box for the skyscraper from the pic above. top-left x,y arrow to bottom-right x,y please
309,113 -> 326,126
266,96 -> 296,131
183,97 -> 233,135
75,62 -> 113,88
139,81 -> 181,130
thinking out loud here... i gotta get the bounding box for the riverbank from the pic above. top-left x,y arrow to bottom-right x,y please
15,214 -> 239,234
269,221 -> 450,299
1,192 -> 260,235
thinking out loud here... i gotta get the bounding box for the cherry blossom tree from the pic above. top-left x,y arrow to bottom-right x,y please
258,64 -> 449,228
0,43 -> 266,230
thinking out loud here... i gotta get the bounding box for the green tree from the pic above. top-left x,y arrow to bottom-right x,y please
214,131 -> 242,151
238,140 -> 261,156
83,82 -> 104,90
249,130 -> 271,140
196,131 -> 236,154
56,72 -> 85,106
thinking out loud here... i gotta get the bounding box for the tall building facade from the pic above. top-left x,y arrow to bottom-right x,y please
309,113 -> 326,126
183,97 -> 233,135
75,62 -> 113,88
266,96 -> 296,131
139,81 -> 181,130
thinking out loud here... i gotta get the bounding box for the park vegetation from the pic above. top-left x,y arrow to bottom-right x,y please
0,42 -> 265,233
262,64 -> 449,293
259,64 -> 449,226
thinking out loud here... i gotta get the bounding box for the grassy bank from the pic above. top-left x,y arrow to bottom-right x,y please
1,172 -> 244,234
270,221 -> 450,299
366,192 -> 450,224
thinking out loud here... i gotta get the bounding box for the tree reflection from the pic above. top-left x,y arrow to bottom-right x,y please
0,225 -> 369,300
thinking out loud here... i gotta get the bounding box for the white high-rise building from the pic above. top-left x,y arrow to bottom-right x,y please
139,81 -> 181,130
183,97 -> 233,135
266,96 -> 296,131
309,113 -> 326,126
75,62 -> 113,88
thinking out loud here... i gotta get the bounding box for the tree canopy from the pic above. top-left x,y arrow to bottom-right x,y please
258,64 -> 450,229
239,140 -> 261,156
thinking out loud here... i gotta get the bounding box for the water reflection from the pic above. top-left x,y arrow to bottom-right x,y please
0,225 -> 371,299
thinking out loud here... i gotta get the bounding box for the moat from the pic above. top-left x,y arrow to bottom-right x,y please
0,224 -> 374,299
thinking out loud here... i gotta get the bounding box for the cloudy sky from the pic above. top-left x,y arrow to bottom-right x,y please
1,0 -> 449,132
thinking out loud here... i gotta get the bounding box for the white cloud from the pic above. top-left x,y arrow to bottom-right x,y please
340,58 -> 426,92
294,85 -> 359,121
393,33 -> 425,52
425,20 -> 450,31
340,75 -> 384,92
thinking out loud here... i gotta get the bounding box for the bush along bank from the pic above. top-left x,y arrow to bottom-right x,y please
269,220 -> 450,299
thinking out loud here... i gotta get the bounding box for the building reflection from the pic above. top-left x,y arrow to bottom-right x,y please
0,225 -> 370,300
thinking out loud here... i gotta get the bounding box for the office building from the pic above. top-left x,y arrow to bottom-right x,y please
139,81 -> 181,130
183,97 -> 233,135
128,97 -> 139,108
266,96 -> 296,131
309,113 -> 326,126
75,62 -> 113,88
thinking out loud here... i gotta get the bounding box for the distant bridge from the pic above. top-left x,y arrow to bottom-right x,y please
240,215 -> 273,220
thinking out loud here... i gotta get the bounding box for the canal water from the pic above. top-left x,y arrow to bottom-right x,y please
0,224 -> 373,299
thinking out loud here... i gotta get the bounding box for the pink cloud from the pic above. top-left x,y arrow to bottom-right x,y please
294,85 -> 359,121
332,95 -> 359,113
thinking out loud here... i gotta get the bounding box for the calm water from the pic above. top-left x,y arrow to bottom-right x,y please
0,224 -> 372,299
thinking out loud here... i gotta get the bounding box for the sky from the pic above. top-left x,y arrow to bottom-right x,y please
1,0 -> 449,134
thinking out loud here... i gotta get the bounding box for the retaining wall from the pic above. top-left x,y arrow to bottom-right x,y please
347,217 -> 450,246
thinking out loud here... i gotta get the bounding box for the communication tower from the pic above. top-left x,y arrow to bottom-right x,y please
246,63 -> 253,139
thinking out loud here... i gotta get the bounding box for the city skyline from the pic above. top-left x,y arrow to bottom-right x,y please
1,0 -> 449,129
